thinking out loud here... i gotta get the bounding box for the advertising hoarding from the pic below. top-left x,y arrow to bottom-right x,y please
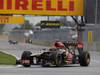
0,16 -> 24,24
0,0 -> 84,16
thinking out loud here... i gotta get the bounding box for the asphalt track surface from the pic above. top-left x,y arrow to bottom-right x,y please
0,39 -> 100,75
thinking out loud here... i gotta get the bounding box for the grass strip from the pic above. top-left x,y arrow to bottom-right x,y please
0,51 -> 16,65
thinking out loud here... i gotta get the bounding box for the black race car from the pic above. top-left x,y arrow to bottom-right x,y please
8,40 -> 18,45
19,41 -> 90,67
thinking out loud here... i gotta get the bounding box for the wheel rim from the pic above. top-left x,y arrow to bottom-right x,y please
86,54 -> 90,64
84,53 -> 90,65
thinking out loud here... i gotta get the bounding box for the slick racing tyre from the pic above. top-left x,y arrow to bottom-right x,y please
79,51 -> 90,66
21,51 -> 32,67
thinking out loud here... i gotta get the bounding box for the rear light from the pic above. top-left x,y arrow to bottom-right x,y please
21,60 -> 30,64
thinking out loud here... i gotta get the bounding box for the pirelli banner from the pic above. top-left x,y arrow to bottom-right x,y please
0,16 -> 24,24
0,0 -> 84,16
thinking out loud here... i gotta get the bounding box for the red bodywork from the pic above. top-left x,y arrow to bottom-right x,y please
77,41 -> 84,48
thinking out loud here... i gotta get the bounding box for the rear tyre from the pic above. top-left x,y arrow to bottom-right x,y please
21,51 -> 32,67
79,51 -> 90,66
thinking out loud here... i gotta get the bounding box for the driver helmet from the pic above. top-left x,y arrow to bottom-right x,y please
54,42 -> 64,47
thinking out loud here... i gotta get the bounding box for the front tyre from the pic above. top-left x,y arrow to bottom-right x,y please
79,51 -> 90,66
21,51 -> 32,67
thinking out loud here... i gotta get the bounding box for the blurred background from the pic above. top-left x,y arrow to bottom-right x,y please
0,0 -> 100,51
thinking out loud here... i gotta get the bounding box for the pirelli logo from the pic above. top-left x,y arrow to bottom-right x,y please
0,16 -> 24,24
0,0 -> 84,16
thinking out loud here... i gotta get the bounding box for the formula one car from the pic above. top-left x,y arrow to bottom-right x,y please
8,40 -> 18,45
19,41 -> 90,67
25,39 -> 33,44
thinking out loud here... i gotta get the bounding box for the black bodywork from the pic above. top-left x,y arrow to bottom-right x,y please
20,41 -> 90,67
